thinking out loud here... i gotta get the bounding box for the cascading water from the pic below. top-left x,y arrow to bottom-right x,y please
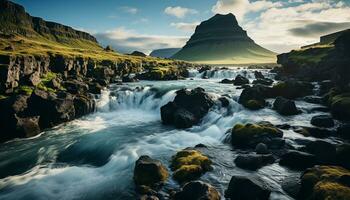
0,68 -> 331,200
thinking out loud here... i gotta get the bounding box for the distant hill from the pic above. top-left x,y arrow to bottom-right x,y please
150,48 -> 181,58
172,13 -> 276,64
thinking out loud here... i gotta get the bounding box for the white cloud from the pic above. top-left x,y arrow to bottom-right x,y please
94,27 -> 188,54
212,0 -> 282,21
164,6 -> 198,18
170,22 -> 200,32
120,6 -> 138,14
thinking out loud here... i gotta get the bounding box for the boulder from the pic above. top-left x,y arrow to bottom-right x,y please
305,140 -> 336,164
225,175 -> 271,200
254,71 -> 265,79
14,115 -> 41,138
293,126 -> 334,138
281,174 -> 301,199
273,96 -> 300,115
160,88 -> 214,128
170,149 -> 212,183
271,80 -> 314,99
234,154 -> 275,170
329,93 -> 350,120
134,155 -> 169,187
311,115 -> 334,128
74,95 -> 95,118
255,143 -> 269,154
279,150 -> 316,170
336,144 -> 350,169
231,122 -> 283,148
298,165 -> 350,200
26,72 -> 41,86
238,85 -> 270,110
220,79 -> 234,84
218,96 -> 230,107
173,181 -> 220,200
337,124 -> 350,139
252,78 -> 273,86
233,74 -> 249,86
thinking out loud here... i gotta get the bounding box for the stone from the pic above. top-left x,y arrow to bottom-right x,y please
14,115 -> 41,138
305,140 -> 336,164
255,143 -> 269,154
234,74 -> 249,86
220,79 -> 234,84
231,122 -> 283,148
272,80 -> 314,99
170,149 -> 212,183
27,72 -> 41,86
279,150 -> 316,170
225,175 -> 271,200
298,166 -> 350,200
234,154 -> 275,170
273,96 -> 300,115
252,78 -> 273,86
218,96 -> 230,107
134,155 -> 169,187
74,95 -> 95,118
254,71 -> 265,79
173,181 -> 220,200
311,115 -> 334,128
337,124 -> 350,139
238,85 -> 271,110
281,174 -> 301,199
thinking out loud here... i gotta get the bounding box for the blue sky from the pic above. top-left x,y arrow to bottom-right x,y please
13,0 -> 350,53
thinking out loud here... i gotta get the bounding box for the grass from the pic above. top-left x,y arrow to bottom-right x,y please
287,45 -> 334,66
0,34 -> 174,65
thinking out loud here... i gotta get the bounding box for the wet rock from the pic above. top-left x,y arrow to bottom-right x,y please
231,122 -> 283,148
279,150 -> 316,170
173,181 -> 220,200
14,115 -> 41,138
160,88 -> 214,128
303,96 -> 323,104
319,80 -> 334,95
254,71 -> 265,79
273,96 -> 300,115
238,85 -> 270,110
234,154 -> 275,170
225,175 -> 271,200
337,124 -> 350,139
73,94 -> 95,118
298,166 -> 350,200
134,155 -> 169,187
252,78 -> 273,86
255,143 -> 269,154
122,75 -> 139,83
311,115 -> 334,128
336,144 -> 350,169
281,174 -> 301,199
271,80 -> 314,99
170,149 -> 212,183
88,82 -> 103,94
305,140 -> 336,164
329,93 -> 350,120
233,74 -> 249,86
220,79 -> 234,84
218,96 -> 230,107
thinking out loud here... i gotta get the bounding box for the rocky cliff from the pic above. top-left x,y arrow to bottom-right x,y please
172,14 -> 276,64
0,0 -> 97,43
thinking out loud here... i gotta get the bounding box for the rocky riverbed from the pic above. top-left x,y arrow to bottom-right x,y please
0,66 -> 349,200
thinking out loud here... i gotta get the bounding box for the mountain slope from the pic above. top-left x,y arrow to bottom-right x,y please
172,13 -> 276,64
150,48 -> 181,58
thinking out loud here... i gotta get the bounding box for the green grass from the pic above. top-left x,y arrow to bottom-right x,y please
15,85 -> 34,95
287,45 -> 334,66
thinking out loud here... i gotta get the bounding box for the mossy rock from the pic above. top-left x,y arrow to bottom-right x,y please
231,122 -> 283,148
134,155 -> 169,187
171,149 -> 212,183
244,99 -> 265,110
15,85 -> 34,95
299,165 -> 350,200
329,93 -> 350,120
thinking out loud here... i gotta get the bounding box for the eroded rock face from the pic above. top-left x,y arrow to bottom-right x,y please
173,181 -> 221,200
225,175 -> 271,200
134,155 -> 169,187
161,88 -> 214,128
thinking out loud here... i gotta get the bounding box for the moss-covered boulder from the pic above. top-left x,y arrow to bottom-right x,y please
170,149 -> 212,183
299,165 -> 350,200
272,80 -> 314,99
134,155 -> 169,187
238,85 -> 271,110
231,122 -> 283,148
329,93 -> 350,120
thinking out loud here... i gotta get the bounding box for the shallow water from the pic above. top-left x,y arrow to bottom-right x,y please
0,68 -> 332,200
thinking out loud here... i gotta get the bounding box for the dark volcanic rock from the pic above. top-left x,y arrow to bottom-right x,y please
220,78 -> 234,84
134,155 -> 168,187
160,88 -> 214,128
254,71 -> 265,79
238,85 -> 271,110
234,154 -> 275,170
173,181 -> 220,200
252,78 -> 273,86
273,96 -> 300,115
225,175 -> 271,200
310,115 -> 334,128
272,80 -> 314,99
305,140 -> 336,164
279,150 -> 316,170
234,74 -> 249,86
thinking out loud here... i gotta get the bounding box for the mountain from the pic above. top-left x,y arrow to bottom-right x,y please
150,48 -> 181,58
172,13 -> 276,64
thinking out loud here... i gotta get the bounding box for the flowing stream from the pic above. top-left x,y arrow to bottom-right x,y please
0,68 -> 331,200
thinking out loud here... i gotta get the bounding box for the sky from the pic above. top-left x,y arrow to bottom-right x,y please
13,0 -> 350,54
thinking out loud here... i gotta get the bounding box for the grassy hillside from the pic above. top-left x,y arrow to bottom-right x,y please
173,41 -> 277,64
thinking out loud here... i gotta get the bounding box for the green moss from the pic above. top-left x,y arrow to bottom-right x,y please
16,85 -> 34,95
287,46 -> 334,66
171,149 -> 212,182
36,82 -> 56,93
0,95 -> 9,100
231,122 -> 283,146
41,72 -> 57,83
301,166 -> 350,200
328,93 -> 350,120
